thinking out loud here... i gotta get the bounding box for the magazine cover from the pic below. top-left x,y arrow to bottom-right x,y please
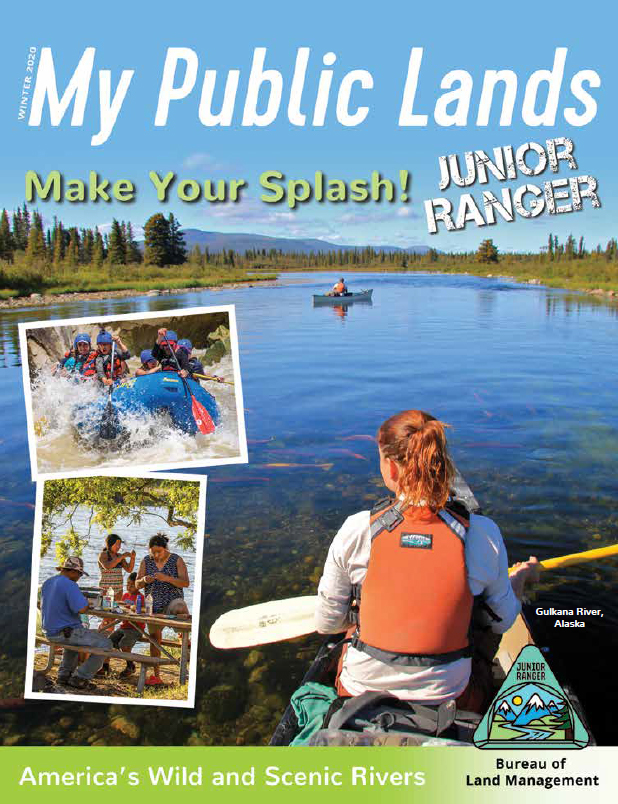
0,0 -> 616,800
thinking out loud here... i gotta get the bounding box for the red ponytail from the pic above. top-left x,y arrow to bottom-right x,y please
377,410 -> 454,513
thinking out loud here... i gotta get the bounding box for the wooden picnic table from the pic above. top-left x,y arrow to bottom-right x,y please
89,607 -> 192,686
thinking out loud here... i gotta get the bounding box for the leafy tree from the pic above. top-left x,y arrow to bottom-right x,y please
41,477 -> 201,558
476,238 -> 499,264
143,213 -> 171,266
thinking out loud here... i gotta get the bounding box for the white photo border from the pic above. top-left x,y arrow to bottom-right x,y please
18,304 -> 248,481
24,471 -> 208,709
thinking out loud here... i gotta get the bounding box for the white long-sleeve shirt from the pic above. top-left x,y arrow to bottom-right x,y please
315,509 -> 521,703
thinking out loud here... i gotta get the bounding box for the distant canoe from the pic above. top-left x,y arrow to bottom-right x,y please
312,290 -> 373,304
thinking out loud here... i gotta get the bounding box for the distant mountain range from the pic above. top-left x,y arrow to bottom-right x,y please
180,228 -> 433,256
495,693 -> 562,727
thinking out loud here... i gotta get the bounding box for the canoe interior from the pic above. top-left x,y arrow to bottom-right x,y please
270,470 -> 594,746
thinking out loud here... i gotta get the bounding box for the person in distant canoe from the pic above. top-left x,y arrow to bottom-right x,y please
315,409 -> 540,712
136,533 -> 190,686
56,333 -> 97,377
331,278 -> 348,296
152,329 -> 190,377
135,349 -> 161,376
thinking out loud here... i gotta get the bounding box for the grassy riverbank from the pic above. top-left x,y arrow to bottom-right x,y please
0,261 -> 277,299
273,256 -> 618,294
1,255 -> 617,301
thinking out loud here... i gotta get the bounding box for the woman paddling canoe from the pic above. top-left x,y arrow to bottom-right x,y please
315,409 -> 540,712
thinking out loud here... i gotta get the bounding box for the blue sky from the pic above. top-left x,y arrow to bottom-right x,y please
0,1 -> 615,253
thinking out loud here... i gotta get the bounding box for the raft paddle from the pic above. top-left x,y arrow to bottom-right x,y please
210,543 -> 618,649
99,340 -> 120,440
193,372 -> 234,386
163,335 -> 215,435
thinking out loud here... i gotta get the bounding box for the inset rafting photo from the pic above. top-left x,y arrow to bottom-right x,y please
25,473 -> 207,707
18,305 -> 247,479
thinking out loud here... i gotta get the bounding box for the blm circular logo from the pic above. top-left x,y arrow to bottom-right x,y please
473,646 -> 589,749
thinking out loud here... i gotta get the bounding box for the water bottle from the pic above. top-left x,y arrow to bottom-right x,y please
135,594 -> 142,614
107,586 -> 115,611
102,589 -> 111,610
145,593 -> 153,616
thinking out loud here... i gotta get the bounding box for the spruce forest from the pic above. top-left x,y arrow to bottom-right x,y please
1,205 -> 617,299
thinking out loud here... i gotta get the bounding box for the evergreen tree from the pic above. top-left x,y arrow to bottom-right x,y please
66,228 -> 80,265
143,213 -> 171,267
82,229 -> 94,263
0,209 -> 14,262
565,234 -> 576,260
52,221 -> 65,266
547,233 -> 554,260
25,210 -> 46,264
476,239 -> 499,264
92,230 -> 105,266
168,213 -> 187,265
125,222 -> 142,263
107,218 -> 126,264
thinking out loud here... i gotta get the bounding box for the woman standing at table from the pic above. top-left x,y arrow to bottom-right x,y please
98,534 -> 135,600
97,534 -> 135,675
136,533 -> 190,686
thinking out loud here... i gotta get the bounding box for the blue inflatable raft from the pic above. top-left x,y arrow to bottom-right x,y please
73,372 -> 221,445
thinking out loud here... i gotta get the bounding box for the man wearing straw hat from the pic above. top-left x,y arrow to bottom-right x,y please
41,556 -> 112,690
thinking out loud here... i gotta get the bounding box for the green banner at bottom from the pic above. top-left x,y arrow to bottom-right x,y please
1,746 -> 614,804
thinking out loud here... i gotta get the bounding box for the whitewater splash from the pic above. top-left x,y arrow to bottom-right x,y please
31,353 -> 241,474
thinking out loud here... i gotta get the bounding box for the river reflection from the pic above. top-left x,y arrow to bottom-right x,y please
0,271 -> 616,745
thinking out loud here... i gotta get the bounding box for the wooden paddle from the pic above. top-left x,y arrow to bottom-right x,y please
163,336 -> 215,435
210,543 -> 618,649
193,372 -> 235,386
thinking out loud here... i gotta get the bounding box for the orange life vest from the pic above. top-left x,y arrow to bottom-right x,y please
351,498 -> 473,665
82,351 -> 123,380
334,282 -> 346,294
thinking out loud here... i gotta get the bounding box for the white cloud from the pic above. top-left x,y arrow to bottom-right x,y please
182,153 -> 236,172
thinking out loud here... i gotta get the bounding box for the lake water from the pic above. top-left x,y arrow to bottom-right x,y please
36,507 -> 198,652
1,271 -> 616,745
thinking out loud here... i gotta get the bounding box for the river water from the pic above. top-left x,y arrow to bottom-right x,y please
0,271 -> 616,745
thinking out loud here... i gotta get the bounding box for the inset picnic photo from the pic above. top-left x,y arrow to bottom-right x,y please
25,473 -> 206,707
18,305 -> 247,479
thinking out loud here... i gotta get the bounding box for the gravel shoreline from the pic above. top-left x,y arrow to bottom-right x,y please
0,279 -> 282,309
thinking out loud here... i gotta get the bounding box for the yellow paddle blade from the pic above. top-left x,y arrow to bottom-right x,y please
34,416 -> 49,437
539,543 -> 618,571
193,373 -> 235,386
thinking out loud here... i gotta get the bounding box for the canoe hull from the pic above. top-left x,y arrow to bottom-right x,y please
313,290 -> 373,304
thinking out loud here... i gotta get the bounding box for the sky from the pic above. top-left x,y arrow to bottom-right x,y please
0,0 -> 615,253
